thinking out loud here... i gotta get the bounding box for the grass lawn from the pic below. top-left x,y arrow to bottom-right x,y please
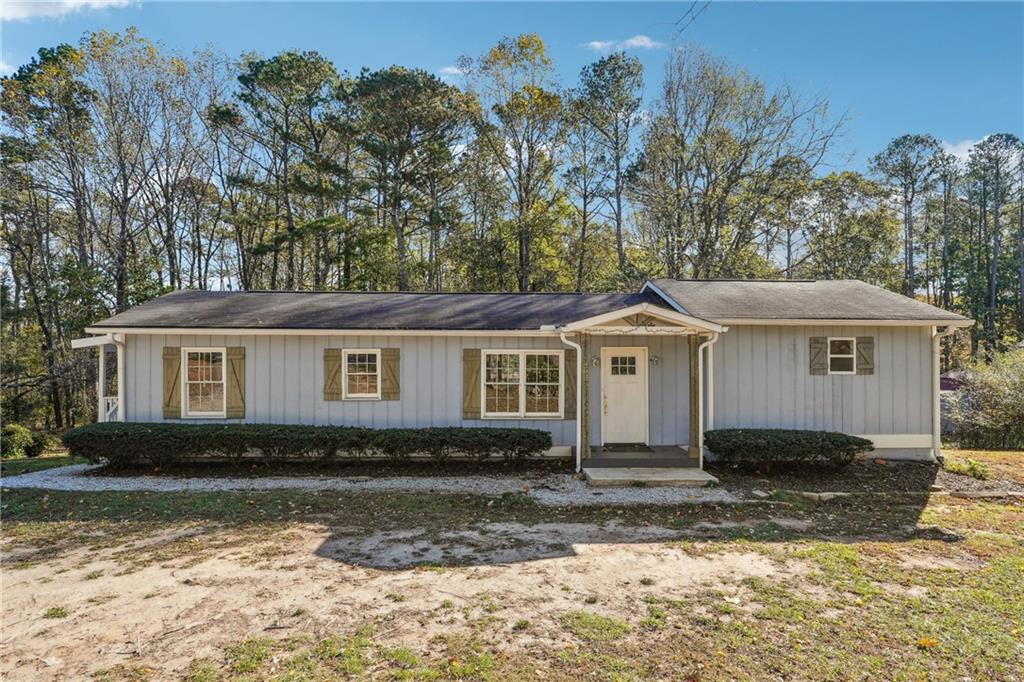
942,447 -> 1024,484
2,454 -> 1022,680
0,452 -> 86,478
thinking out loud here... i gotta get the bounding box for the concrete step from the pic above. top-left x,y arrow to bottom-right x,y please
582,467 -> 719,488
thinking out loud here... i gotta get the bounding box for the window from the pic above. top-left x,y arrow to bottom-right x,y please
610,355 -> 637,375
827,337 -> 856,375
182,348 -> 226,417
343,349 -> 381,399
482,350 -> 562,418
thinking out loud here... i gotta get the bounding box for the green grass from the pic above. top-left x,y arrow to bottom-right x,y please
560,610 -> 631,642
43,606 -> 68,619
1,454 -> 85,477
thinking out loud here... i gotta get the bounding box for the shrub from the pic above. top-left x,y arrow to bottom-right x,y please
61,422 -> 552,468
946,349 -> 1024,450
25,431 -> 52,458
942,456 -> 989,481
704,428 -> 873,470
1,424 -> 33,460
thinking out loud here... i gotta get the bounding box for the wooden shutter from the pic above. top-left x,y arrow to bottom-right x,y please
324,348 -> 342,401
563,349 -> 577,419
381,348 -> 400,400
809,337 -> 828,375
226,347 -> 246,418
462,348 -> 481,419
162,347 -> 182,419
856,336 -> 875,375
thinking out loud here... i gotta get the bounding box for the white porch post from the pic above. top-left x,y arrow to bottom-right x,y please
115,333 -> 126,422
97,345 -> 107,422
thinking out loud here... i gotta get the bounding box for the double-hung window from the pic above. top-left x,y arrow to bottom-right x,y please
182,348 -> 226,418
827,337 -> 856,375
482,350 -> 562,418
343,349 -> 381,399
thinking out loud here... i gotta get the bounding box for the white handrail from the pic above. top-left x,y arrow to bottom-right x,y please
103,396 -> 119,422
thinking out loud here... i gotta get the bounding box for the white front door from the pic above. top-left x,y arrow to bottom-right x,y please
600,347 -> 649,444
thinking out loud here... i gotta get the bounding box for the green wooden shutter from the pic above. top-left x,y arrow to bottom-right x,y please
381,348 -> 400,400
226,347 -> 246,418
855,336 -> 875,375
809,337 -> 828,375
162,347 -> 182,419
324,348 -> 342,401
563,349 -> 577,419
462,348 -> 481,420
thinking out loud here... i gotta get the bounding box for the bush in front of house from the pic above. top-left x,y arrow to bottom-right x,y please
704,428 -> 873,470
61,423 -> 553,468
2,424 -> 34,459
946,349 -> 1024,450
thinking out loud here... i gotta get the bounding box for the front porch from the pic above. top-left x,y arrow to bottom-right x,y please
554,301 -> 728,486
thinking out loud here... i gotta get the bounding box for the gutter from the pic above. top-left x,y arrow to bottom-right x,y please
931,326 -> 957,461
696,333 -> 720,469
559,331 -> 584,473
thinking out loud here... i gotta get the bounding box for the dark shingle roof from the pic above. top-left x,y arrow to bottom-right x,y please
648,279 -> 971,322
89,290 -> 665,331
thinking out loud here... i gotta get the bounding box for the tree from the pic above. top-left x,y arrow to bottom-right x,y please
968,133 -> 1023,350
462,34 -> 565,292
576,52 -> 643,271
630,45 -> 841,279
869,134 -> 942,297
561,94 -> 609,291
798,172 -> 900,286
353,66 -> 466,290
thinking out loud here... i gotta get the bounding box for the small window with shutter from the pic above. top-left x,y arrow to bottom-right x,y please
342,349 -> 381,399
827,337 -> 856,375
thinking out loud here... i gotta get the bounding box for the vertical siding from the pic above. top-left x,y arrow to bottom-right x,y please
124,332 -> 696,447
126,333 -> 576,444
712,325 -> 932,435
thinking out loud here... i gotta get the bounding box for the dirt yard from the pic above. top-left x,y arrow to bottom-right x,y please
2,455 -> 1023,680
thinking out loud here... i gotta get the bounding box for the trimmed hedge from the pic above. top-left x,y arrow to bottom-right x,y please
705,428 -> 873,469
61,423 -> 553,468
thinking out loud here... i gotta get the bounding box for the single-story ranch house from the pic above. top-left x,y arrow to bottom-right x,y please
72,279 -> 971,481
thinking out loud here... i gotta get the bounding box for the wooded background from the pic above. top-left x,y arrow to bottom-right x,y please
2,30 -> 1022,429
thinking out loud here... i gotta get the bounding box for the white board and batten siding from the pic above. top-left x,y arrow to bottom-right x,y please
713,325 -> 934,458
125,333 -> 696,448
125,325 -> 935,457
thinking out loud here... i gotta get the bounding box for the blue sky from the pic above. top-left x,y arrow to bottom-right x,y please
2,1 -> 1021,170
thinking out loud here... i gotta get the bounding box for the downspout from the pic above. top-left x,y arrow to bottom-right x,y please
114,333 -> 126,422
696,333 -> 720,469
931,326 -> 956,461
560,331 -> 584,473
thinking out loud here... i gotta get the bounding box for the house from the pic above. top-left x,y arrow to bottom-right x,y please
71,279 -> 972,480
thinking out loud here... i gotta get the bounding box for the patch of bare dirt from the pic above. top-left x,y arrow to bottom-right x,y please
1,521 -> 797,680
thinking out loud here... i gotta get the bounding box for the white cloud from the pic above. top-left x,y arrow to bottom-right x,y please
0,59 -> 14,76
2,0 -> 131,22
942,137 -> 983,163
439,66 -> 463,77
584,34 -> 664,53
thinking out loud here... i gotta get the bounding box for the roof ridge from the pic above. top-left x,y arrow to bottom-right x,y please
168,289 -> 637,296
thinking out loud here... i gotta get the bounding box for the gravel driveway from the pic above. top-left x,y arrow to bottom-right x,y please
2,464 -> 740,506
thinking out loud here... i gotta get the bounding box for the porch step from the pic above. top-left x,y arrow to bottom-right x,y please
582,467 -> 719,488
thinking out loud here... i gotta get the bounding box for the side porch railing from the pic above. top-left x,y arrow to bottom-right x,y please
102,396 -> 120,422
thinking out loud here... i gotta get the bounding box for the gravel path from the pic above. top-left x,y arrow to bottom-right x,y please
2,464 -> 740,506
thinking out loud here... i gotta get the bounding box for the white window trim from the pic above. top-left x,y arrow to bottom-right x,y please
181,347 -> 227,418
481,349 -> 564,419
827,337 -> 857,375
342,348 -> 382,400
